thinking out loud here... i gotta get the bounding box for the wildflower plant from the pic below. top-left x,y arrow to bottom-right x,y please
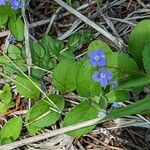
0,0 -> 150,146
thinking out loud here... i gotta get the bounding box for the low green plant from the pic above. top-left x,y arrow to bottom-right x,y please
0,1 -> 150,145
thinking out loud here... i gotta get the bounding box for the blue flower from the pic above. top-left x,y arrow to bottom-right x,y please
92,67 -> 113,88
89,49 -> 106,67
110,102 -> 121,111
10,0 -> 23,10
0,0 -> 6,5
111,81 -> 118,88
7,35 -> 16,44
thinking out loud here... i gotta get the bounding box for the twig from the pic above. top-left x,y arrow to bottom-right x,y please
52,0 -> 124,49
45,7 -> 61,34
0,118 -> 102,150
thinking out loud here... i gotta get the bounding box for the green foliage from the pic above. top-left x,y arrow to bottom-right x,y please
119,75 -> 150,89
0,14 -> 8,26
41,35 -> 64,56
0,84 -> 14,114
76,58 -> 102,97
15,76 -> 40,99
129,19 -> 150,67
3,45 -> 27,74
103,96 -> 150,121
88,40 -> 112,53
8,18 -> 24,41
26,95 -> 65,134
106,52 -> 139,81
63,100 -> 99,137
52,59 -> 79,93
0,117 -> 22,144
143,44 -> 150,74
106,90 -> 130,103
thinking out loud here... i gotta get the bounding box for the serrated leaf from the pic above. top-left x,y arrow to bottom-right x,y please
88,40 -> 112,53
0,117 -> 22,144
118,75 -> 150,89
7,44 -> 23,60
106,52 -> 139,81
143,44 -> 150,74
52,59 -> 78,93
106,90 -> 130,103
15,76 -> 40,99
103,96 -> 150,121
26,95 -> 64,134
76,58 -> 102,97
8,18 -> 24,41
63,100 -> 99,137
129,19 -> 150,67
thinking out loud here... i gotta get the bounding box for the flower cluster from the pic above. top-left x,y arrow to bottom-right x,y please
0,0 -> 23,10
89,49 -> 118,88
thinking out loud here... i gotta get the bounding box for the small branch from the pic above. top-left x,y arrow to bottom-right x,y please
0,118 -> 101,150
52,0 -> 124,49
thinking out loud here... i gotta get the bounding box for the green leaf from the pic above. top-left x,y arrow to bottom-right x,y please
30,41 -> 45,62
129,19 -> 150,67
0,117 -> 22,144
7,44 -> 23,60
0,102 -> 15,114
52,59 -> 79,93
41,35 -> 64,56
103,96 -> 150,121
76,58 -> 102,97
0,14 -> 8,26
88,40 -> 112,53
0,84 -> 12,104
15,76 -> 40,99
8,18 -> 24,41
0,56 -> 10,64
143,44 -> 150,74
106,90 -> 130,103
0,4 -> 16,18
106,52 -> 139,81
67,32 -> 81,52
26,95 -> 65,134
63,100 -> 99,137
4,59 -> 27,74
119,75 -> 150,89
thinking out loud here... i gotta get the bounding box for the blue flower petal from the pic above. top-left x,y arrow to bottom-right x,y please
99,77 -> 109,88
0,0 -> 6,5
106,70 -> 113,80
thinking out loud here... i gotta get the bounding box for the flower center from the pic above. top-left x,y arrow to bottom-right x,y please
94,55 -> 100,61
100,73 -> 106,78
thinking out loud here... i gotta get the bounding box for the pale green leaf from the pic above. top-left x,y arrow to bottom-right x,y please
52,59 -> 78,93
16,76 -> 40,99
8,18 -> 24,41
106,90 -> 130,103
26,95 -> 65,134
129,19 -> 150,66
106,52 -> 139,81
88,40 -> 112,53
0,117 -> 22,144
76,58 -> 102,97
63,100 -> 99,137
